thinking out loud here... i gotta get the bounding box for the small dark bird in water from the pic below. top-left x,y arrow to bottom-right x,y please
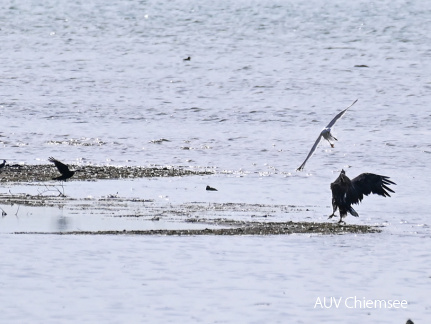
329,169 -> 396,223
49,157 -> 77,181
183,56 -> 191,61
206,185 -> 218,191
406,320 -> 414,324
0,160 -> 6,173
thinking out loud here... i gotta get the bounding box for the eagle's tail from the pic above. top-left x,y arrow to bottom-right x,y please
348,206 -> 359,217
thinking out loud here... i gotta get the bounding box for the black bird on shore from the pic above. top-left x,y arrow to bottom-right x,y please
0,160 -> 6,173
206,185 -> 218,191
329,169 -> 396,223
49,157 -> 77,181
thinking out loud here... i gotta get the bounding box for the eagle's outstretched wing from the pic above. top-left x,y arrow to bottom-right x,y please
347,173 -> 396,205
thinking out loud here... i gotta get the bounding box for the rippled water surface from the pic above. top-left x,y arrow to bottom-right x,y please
1,0 -> 430,323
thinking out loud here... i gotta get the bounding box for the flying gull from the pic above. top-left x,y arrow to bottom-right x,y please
329,169 -> 396,223
297,99 -> 357,171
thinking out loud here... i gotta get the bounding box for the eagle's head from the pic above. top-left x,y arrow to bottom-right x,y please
339,169 -> 347,183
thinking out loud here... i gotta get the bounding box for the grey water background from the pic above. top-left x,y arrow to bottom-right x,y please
1,0 -> 430,323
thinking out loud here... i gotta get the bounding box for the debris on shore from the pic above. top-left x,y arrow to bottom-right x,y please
1,164 -> 213,182
15,219 -> 380,236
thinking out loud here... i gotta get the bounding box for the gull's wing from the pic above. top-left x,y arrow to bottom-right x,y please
325,99 -> 357,128
48,157 -> 70,174
296,134 -> 323,171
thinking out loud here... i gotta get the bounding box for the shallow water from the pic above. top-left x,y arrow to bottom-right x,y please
1,0 -> 430,322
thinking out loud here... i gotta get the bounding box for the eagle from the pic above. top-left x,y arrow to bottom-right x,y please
329,169 -> 396,223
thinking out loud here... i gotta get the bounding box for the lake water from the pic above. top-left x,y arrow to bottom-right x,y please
0,0 -> 430,323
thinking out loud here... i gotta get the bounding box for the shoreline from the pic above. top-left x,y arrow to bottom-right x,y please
1,165 -> 382,236
0,164 -> 213,182
12,219 -> 381,236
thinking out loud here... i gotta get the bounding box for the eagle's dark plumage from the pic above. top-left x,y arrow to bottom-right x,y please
329,169 -> 396,223
49,157 -> 76,181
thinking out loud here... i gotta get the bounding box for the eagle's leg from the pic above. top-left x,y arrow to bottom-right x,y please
329,201 -> 338,218
337,214 -> 346,225
328,212 -> 337,219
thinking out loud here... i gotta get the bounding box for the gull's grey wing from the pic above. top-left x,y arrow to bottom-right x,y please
325,99 -> 358,128
297,134 -> 323,171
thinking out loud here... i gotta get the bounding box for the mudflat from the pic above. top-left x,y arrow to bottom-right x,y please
1,164 -> 381,235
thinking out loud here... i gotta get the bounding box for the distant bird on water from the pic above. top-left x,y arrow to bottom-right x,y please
329,169 -> 396,223
297,99 -> 358,171
206,185 -> 218,191
183,56 -> 191,61
49,157 -> 77,181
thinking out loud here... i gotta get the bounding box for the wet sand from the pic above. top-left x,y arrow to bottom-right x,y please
14,220 -> 381,236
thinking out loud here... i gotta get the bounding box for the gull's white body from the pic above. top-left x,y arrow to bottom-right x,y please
297,99 -> 357,171
321,128 -> 336,144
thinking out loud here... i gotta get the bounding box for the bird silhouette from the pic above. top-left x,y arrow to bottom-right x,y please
48,157 -> 76,181
329,169 -> 396,223
206,185 -> 218,191
0,160 -> 6,173
297,99 -> 357,171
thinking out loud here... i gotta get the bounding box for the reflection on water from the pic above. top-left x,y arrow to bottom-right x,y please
55,215 -> 70,231
0,202 -> 226,233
